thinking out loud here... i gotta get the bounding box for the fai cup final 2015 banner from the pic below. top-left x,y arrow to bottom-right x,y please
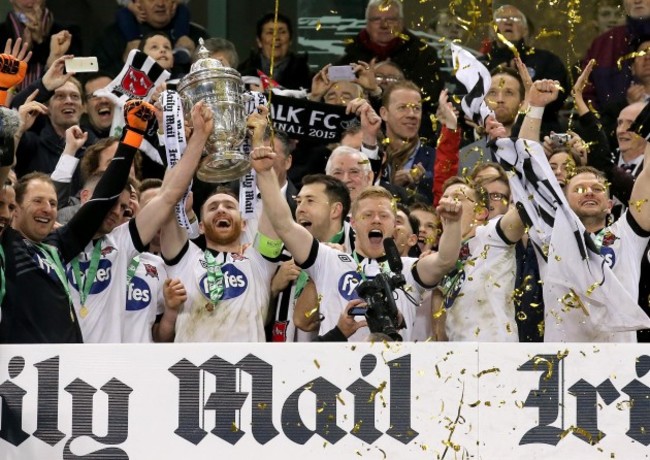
1,343 -> 650,460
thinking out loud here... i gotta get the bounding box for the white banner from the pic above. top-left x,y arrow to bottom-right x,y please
1,343 -> 649,459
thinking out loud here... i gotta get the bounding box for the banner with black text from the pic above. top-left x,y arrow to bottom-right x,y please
1,343 -> 648,459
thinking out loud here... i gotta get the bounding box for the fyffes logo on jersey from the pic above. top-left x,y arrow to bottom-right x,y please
66,259 -> 113,294
200,264 -> 248,300
338,271 -> 362,300
126,277 -> 152,311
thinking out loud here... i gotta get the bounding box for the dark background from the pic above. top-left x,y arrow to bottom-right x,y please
0,1 -> 615,74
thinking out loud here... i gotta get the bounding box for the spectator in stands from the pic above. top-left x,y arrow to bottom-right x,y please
94,0 -> 207,77
238,12 -> 311,90
116,0 -> 192,64
582,0 -> 650,109
80,72 -> 116,139
481,4 -> 568,133
460,67 -> 525,174
409,202 -> 440,252
336,0 -> 444,114
12,55 -> 96,178
0,1 -> 82,89
379,80 -> 435,203
429,9 -> 466,41
373,60 -> 404,92
195,37 -> 239,68
595,0 -> 627,34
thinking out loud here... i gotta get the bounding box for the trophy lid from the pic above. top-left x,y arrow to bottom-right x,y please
190,38 -> 226,72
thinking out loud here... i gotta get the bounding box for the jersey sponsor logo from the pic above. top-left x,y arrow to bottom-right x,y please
600,246 -> 616,269
199,264 -> 248,300
338,271 -> 362,300
33,253 -> 60,284
66,259 -> 114,294
126,276 -> 152,311
143,263 -> 159,279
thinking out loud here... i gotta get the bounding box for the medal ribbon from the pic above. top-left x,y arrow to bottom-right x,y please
294,227 -> 346,297
204,250 -> 225,304
126,255 -> 141,285
36,242 -> 75,321
71,240 -> 103,307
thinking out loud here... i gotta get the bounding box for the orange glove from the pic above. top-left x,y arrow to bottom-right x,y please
121,99 -> 156,148
0,54 -> 27,106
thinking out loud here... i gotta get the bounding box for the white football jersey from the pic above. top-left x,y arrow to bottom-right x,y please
166,242 -> 277,342
441,218 -> 518,342
303,241 -> 426,342
123,252 -> 166,343
65,222 -> 139,343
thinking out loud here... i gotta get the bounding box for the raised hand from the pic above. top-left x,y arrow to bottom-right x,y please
62,125 -> 88,155
0,53 -> 28,101
3,37 -> 31,63
17,89 -> 47,134
436,195 -> 463,223
437,89 -> 458,130
122,99 -> 156,148
309,64 -> 332,101
346,97 -> 381,142
42,54 -> 74,91
572,59 -> 595,115
485,115 -> 507,140
190,100 -> 214,139
247,104 -> 269,147
250,145 -> 277,174
528,79 -> 561,108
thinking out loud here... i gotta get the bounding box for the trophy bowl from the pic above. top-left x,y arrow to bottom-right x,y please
177,39 -> 249,182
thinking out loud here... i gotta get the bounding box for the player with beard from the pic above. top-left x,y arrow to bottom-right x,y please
159,109 -> 282,342
64,99 -> 212,343
252,132 -> 464,341
1,99 -> 155,343
459,67 -> 525,174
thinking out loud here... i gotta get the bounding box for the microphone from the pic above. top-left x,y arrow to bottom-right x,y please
0,107 -> 19,167
383,237 -> 403,273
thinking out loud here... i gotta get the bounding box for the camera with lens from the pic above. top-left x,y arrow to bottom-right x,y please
356,270 -> 406,341
354,238 -> 415,341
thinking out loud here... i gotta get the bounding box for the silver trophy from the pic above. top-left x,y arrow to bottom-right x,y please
178,38 -> 249,182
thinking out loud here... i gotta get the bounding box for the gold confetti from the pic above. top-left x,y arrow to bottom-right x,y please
315,21 -> 322,31
617,49 -> 649,70
314,359 -> 320,369
477,367 -> 500,378
257,402 -> 268,410
468,400 -> 481,407
494,29 -> 519,58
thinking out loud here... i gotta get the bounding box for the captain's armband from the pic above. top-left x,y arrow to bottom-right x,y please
254,233 -> 284,258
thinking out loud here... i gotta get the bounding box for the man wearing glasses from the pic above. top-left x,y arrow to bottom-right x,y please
481,4 -> 569,134
336,0 -> 444,119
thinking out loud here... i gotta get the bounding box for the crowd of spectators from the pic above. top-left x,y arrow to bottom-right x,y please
0,0 -> 649,345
